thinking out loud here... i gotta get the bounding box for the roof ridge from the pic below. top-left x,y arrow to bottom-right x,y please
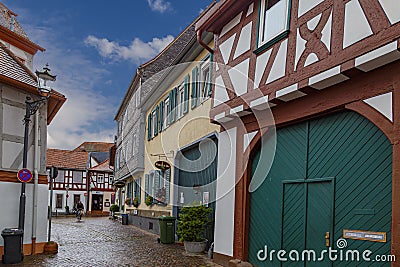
139,1 -> 216,69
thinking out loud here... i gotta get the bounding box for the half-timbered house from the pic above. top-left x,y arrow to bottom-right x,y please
0,2 -> 66,256
47,142 -> 114,215
46,149 -> 89,214
87,158 -> 114,215
196,0 -> 400,265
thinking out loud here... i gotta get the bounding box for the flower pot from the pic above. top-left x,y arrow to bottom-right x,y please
183,240 -> 207,253
43,241 -> 58,254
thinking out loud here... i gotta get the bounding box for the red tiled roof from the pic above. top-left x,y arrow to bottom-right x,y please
89,159 -> 113,172
73,142 -> 114,153
46,149 -> 88,170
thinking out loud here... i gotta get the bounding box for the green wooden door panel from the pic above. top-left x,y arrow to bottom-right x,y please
308,112 -> 392,266
249,111 -> 392,267
306,180 -> 333,267
249,123 -> 308,266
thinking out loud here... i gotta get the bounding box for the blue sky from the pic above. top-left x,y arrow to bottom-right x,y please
3,0 -> 213,149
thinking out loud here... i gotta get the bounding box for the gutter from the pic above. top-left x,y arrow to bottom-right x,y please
31,111 -> 39,254
197,29 -> 214,54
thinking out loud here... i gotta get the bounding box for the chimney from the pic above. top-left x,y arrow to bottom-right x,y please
10,14 -> 15,31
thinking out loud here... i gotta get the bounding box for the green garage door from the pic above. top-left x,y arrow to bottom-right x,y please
248,111 -> 392,266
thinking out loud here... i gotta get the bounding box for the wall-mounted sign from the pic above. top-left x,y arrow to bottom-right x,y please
343,229 -> 386,242
17,168 -> 32,183
155,161 -> 171,170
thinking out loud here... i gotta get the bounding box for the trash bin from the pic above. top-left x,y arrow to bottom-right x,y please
121,213 -> 129,225
158,216 -> 176,244
1,228 -> 23,264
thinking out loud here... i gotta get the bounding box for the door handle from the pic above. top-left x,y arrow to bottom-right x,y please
325,232 -> 330,247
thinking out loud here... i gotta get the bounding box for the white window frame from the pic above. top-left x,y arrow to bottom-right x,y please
177,82 -> 185,119
258,0 -> 291,47
199,60 -> 211,103
152,110 -> 157,138
164,97 -> 170,128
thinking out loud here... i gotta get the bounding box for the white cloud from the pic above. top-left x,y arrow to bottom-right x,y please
22,24 -> 117,150
84,35 -> 174,64
147,0 -> 171,13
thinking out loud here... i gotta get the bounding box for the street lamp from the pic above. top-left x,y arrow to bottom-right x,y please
18,64 -> 56,234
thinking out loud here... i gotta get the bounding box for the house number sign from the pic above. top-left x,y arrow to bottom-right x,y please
343,229 -> 386,243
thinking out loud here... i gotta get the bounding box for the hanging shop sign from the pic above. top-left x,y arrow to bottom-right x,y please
155,161 -> 171,170
343,229 -> 386,242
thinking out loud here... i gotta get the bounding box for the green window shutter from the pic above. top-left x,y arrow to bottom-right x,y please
137,177 -> 141,204
154,107 -> 159,136
170,88 -> 177,123
183,75 -> 189,114
147,113 -> 152,141
169,90 -> 175,123
145,174 -> 149,198
167,95 -> 171,125
207,53 -> 213,97
159,102 -> 164,132
153,171 -> 160,202
191,66 -> 198,109
165,168 -> 171,205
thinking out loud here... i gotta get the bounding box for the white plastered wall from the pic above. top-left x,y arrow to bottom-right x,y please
0,182 -> 48,245
214,127 -> 237,256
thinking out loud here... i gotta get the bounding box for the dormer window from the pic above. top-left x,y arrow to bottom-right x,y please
258,0 -> 291,49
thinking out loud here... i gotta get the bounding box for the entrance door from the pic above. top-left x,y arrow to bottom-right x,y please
282,179 -> 333,266
73,194 -> 80,209
92,194 -> 103,211
248,111 -> 392,266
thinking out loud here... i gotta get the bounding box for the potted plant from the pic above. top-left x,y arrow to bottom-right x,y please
145,195 -> 154,206
43,241 -> 58,254
125,197 -> 131,206
132,196 -> 139,208
109,204 -> 119,218
177,204 -> 212,253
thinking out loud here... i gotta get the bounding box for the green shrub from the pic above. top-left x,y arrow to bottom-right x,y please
177,204 -> 212,242
110,204 -> 120,212
145,195 -> 154,206
133,196 -> 139,208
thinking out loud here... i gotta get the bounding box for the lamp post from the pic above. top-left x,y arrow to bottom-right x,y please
18,64 -> 56,235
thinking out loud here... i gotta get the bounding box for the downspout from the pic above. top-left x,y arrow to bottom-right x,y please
31,111 -> 39,254
86,153 -> 91,214
197,29 -> 214,54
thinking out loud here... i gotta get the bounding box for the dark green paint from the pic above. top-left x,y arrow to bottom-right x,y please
249,111 -> 392,266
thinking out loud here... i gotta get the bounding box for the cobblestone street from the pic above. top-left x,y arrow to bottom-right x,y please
9,217 -> 218,267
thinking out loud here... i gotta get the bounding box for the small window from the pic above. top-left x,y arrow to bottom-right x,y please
152,110 -> 158,137
258,0 -> 291,47
177,83 -> 185,119
199,61 -> 211,103
164,97 -> 170,128
56,194 -> 63,209
98,174 -> 104,184
73,171 -> 83,184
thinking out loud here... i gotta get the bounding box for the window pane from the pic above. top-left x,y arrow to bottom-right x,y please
73,171 -> 83,183
262,0 -> 288,43
56,194 -> 63,208
55,170 -> 64,182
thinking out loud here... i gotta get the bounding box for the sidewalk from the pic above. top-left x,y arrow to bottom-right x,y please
7,217 -> 221,267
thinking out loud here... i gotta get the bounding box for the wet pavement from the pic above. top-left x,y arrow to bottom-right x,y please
7,216 -> 219,267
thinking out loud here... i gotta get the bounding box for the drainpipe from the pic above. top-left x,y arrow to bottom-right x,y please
197,29 -> 214,54
31,111 -> 39,254
86,153 -> 91,215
